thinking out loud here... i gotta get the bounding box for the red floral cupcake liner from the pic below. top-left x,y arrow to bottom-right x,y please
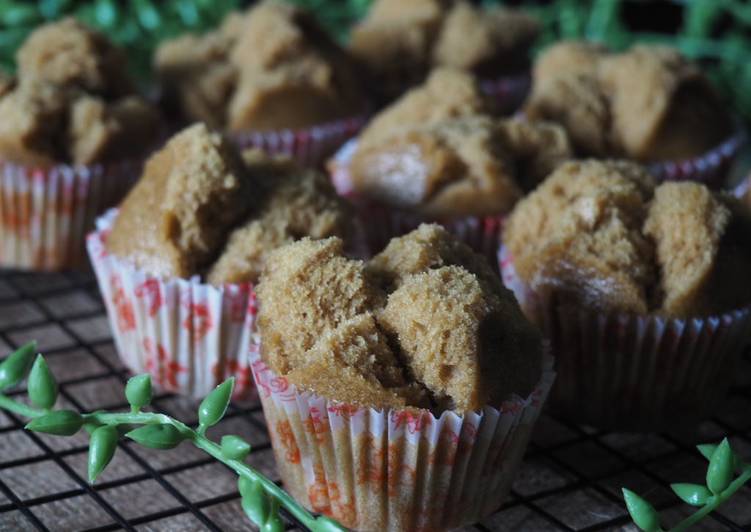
0,159 -> 142,271
499,245 -> 751,431
250,348 -> 555,531
230,113 -> 370,167
480,72 -> 531,115
87,210 -> 258,400
328,139 -> 504,263
647,127 -> 746,188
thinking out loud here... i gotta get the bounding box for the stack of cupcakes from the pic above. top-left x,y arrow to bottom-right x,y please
0,18 -> 162,270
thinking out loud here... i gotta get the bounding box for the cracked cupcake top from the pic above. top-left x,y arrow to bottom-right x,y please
503,160 -> 751,317
0,18 -> 160,167
525,42 -> 733,162
257,224 -> 543,413
107,123 -> 351,283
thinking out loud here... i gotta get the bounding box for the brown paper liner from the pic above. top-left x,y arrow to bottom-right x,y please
0,159 -> 142,271
499,244 -> 751,431
251,349 -> 555,531
87,210 -> 258,400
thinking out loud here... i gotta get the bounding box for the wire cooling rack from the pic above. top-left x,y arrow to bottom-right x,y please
0,268 -> 749,532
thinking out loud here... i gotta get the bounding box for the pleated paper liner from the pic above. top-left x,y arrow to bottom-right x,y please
646,127 -> 746,188
480,72 -> 531,116
328,139 -> 504,265
251,349 -> 554,532
0,159 -> 143,271
229,113 -> 369,168
499,244 -> 751,431
87,209 -> 258,400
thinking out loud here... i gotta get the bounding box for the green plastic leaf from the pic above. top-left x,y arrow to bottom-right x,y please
126,424 -> 187,450
125,374 -> 152,411
198,378 -> 234,431
671,483 -> 712,507
0,342 -> 37,390
221,435 -> 251,461
311,515 -> 349,532
26,410 -> 83,436
622,489 -> 661,532
698,443 -> 718,461
707,438 -> 734,494
239,476 -> 271,526
88,425 -> 119,483
262,511 -> 284,532
28,355 -> 58,410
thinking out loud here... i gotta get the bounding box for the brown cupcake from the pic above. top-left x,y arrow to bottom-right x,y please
156,1 -> 367,164
331,69 -> 571,260
525,42 -> 740,186
349,0 -> 538,107
89,123 -> 353,399
252,224 -> 552,530
501,159 -> 751,429
0,18 -> 162,270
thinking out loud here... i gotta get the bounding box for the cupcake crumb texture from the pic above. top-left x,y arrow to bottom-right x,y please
107,123 -> 350,283
526,42 -> 733,161
350,69 -> 572,218
504,160 -> 751,317
257,224 -> 543,413
0,18 -> 160,167
156,0 -> 365,132
350,0 -> 538,100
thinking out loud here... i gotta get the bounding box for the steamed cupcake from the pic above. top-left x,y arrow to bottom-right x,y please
155,0 -> 368,165
88,123 -> 352,399
501,159 -> 751,430
525,42 -> 741,185
251,224 -> 553,530
349,0 -> 538,110
331,68 -> 572,260
0,18 -> 162,270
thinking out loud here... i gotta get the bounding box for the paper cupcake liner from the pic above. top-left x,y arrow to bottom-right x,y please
229,113 -> 369,167
646,127 -> 745,188
328,139 -> 504,263
87,209 -> 258,400
0,159 -> 143,271
499,245 -> 751,431
480,73 -> 531,115
250,349 -> 554,531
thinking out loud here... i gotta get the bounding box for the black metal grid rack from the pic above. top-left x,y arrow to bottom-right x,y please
0,268 -> 749,531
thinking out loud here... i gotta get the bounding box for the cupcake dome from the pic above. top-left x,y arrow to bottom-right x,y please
525,42 -> 740,185
501,159 -> 751,429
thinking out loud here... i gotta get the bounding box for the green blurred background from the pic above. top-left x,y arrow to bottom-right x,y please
0,0 -> 750,118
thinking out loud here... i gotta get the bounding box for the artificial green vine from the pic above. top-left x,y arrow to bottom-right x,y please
0,342 -> 345,532
622,438 -> 751,531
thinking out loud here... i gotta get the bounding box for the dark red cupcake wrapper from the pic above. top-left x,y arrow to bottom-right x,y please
480,73 -> 531,115
0,159 -> 143,271
646,127 -> 745,188
229,113 -> 369,167
498,244 -> 751,431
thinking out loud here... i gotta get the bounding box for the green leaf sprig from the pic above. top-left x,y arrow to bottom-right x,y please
0,343 -> 345,532
622,438 -> 751,531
